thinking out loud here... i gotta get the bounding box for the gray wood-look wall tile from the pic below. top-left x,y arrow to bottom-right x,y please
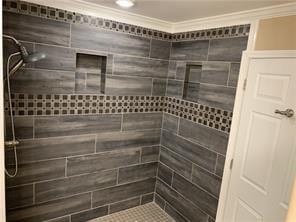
166,79 -> 183,98
109,197 -> 141,214
6,184 -> 33,209
122,113 -> 162,131
159,147 -> 192,180
4,12 -> 70,46
46,216 -> 70,222
192,165 -> 222,198
11,68 -> 75,94
208,37 -> 248,62
152,78 -> 167,96
35,114 -> 121,138
118,162 -> 157,184
5,116 -> 33,140
201,62 -> 229,86
71,24 -> 150,57
156,180 -> 208,222
71,206 -> 108,222
141,146 -> 160,163
172,173 -> 218,218
170,40 -> 209,61
165,203 -> 189,222
92,178 -> 155,207
154,193 -> 166,209
150,39 -> 171,60
215,155 -> 225,178
67,149 -> 140,176
141,193 -> 154,205
162,113 -> 179,134
158,162 -> 173,186
198,83 -> 236,111
168,61 -> 177,79
179,119 -> 229,155
113,55 -> 168,78
6,135 -> 95,164
184,82 -> 200,103
175,61 -> 187,80
6,159 -> 66,187
35,169 -> 117,203
7,193 -> 91,222
96,130 -> 160,153
228,63 -> 240,87
161,130 -> 217,172
105,75 -> 152,95
34,44 -> 76,71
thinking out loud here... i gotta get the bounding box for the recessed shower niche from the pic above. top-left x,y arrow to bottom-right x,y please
183,63 -> 202,102
75,53 -> 107,94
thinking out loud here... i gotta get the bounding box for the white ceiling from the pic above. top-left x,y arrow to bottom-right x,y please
82,0 -> 294,22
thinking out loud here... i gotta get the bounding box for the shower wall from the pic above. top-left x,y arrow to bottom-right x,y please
156,37 -> 248,222
3,1 -> 249,222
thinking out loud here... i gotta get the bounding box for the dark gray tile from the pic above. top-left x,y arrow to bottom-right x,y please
167,61 -> 176,79
92,178 -> 155,207
4,12 -> 70,46
156,180 -> 208,222
6,135 -> 95,164
188,64 -> 202,82
11,68 -> 75,94
71,24 -> 150,57
154,193 -> 165,209
172,173 -> 218,218
162,113 -> 179,134
208,216 -> 216,222
158,162 -> 173,186
109,197 -> 141,214
165,204 -> 189,222
215,155 -> 225,178
141,193 -> 154,205
152,78 -> 167,96
192,165 -> 222,198
46,216 -> 70,222
122,113 -> 162,131
76,53 -> 105,74
34,44 -> 76,71
35,114 -> 121,138
150,39 -> 171,60
208,37 -> 248,62
70,206 -> 108,222
113,55 -> 168,78
67,149 -> 140,176
175,61 -> 186,80
183,82 -> 200,102
161,130 -> 217,172
118,162 -> 157,184
96,130 -> 160,153
6,159 -> 66,187
170,40 -> 209,61
141,146 -> 160,163
201,62 -> 229,86
6,184 -> 33,209
159,147 -> 192,180
228,63 -> 240,87
75,73 -> 102,94
7,193 -> 91,222
105,75 -> 152,95
179,119 -> 229,155
35,169 -> 117,203
166,79 -> 183,98
5,116 -> 33,140
198,84 -> 236,111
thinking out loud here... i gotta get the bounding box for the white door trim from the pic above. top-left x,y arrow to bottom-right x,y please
216,50 -> 296,222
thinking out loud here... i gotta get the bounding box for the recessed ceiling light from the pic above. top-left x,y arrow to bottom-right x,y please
116,0 -> 134,8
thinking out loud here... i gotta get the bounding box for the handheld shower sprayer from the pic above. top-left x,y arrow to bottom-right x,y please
3,34 -> 46,177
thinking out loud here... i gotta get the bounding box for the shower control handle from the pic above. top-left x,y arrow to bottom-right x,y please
275,109 -> 294,118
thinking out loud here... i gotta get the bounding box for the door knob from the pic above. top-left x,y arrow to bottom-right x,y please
275,109 -> 294,118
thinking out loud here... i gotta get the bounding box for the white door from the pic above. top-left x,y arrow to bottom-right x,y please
224,56 -> 296,222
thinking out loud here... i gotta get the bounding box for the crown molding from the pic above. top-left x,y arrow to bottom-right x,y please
26,0 -> 296,33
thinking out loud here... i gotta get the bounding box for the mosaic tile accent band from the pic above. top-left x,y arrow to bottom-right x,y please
3,0 -> 250,41
5,94 -> 232,133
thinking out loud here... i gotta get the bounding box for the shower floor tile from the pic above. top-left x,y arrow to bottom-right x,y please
89,202 -> 174,222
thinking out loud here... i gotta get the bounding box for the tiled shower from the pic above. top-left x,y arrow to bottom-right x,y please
3,1 -> 249,222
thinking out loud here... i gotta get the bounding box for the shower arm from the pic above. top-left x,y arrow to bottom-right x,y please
3,34 -> 22,47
